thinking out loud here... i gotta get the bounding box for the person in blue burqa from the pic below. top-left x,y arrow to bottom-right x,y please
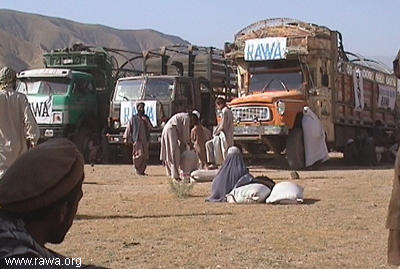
206,146 -> 253,202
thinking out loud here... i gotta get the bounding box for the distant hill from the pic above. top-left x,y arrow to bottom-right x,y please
0,9 -> 189,71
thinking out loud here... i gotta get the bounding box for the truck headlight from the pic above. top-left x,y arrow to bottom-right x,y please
277,100 -> 285,115
113,120 -> 121,129
52,112 -> 63,124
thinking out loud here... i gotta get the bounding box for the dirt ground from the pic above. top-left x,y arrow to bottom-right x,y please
51,153 -> 397,269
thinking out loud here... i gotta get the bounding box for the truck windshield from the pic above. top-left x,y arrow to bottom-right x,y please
249,71 -> 303,92
16,78 -> 70,95
114,78 -> 173,101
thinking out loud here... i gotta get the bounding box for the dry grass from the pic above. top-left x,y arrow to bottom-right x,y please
169,179 -> 194,199
50,157 -> 397,268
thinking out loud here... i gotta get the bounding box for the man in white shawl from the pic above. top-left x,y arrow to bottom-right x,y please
0,67 -> 40,178
205,97 -> 234,168
160,112 -> 195,179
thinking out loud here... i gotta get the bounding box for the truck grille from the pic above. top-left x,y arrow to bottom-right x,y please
231,106 -> 271,122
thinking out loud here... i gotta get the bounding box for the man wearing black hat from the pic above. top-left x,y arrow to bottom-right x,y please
0,138 -> 107,268
0,66 -> 40,178
123,102 -> 152,175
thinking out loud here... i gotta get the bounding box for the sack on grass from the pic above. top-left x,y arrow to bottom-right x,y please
190,169 -> 219,183
226,183 -> 271,204
180,150 -> 199,174
266,181 -> 304,204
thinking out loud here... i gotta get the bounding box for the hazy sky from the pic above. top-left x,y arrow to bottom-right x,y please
1,0 -> 399,61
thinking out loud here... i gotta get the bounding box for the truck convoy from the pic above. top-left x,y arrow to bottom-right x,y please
16,44 -> 236,162
106,45 -> 237,159
224,18 -> 398,169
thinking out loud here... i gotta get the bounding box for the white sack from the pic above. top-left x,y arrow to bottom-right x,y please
227,183 -> 271,204
180,150 -> 199,175
302,107 -> 329,167
190,169 -> 219,183
266,181 -> 304,204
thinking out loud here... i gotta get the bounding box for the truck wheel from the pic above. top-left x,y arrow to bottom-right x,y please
343,141 -> 359,165
286,128 -> 305,169
100,131 -> 113,164
360,138 -> 377,166
73,128 -> 92,163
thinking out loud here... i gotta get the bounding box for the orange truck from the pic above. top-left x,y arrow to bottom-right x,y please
224,18 -> 399,169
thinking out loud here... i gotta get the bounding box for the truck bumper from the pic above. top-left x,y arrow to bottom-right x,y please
233,125 -> 289,140
107,132 -> 162,145
38,125 -> 69,139
107,133 -> 125,144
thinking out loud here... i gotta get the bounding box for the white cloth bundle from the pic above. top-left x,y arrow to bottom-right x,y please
302,107 -> 329,167
190,169 -> 219,183
226,183 -> 271,204
266,181 -> 304,204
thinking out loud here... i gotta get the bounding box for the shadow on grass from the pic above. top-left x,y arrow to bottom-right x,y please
302,198 -> 320,205
267,198 -> 320,205
83,182 -> 100,185
75,212 -> 232,221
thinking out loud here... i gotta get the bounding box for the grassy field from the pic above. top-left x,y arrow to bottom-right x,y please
51,158 -> 396,268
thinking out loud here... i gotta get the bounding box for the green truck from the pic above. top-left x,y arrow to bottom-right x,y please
16,44 -> 141,162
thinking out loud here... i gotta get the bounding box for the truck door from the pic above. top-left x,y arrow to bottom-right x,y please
306,59 -> 335,143
173,79 -> 194,113
196,79 -> 216,126
70,79 -> 97,126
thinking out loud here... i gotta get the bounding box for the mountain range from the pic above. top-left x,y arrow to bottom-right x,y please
0,9 -> 189,71
0,9 -> 395,72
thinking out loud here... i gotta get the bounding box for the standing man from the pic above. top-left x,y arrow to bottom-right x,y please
191,110 -> 208,168
160,112 -> 194,180
123,102 -> 152,175
205,97 -> 234,168
0,66 -> 40,178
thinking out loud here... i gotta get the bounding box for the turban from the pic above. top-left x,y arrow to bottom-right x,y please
0,67 -> 16,90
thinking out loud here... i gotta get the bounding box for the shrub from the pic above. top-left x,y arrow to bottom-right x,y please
169,179 -> 194,199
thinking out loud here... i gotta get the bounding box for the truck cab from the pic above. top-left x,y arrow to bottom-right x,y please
16,68 -> 98,160
107,74 -> 212,149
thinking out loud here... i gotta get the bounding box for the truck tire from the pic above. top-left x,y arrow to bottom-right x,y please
360,138 -> 377,166
100,131 -> 113,164
286,128 -> 305,170
343,141 -> 359,165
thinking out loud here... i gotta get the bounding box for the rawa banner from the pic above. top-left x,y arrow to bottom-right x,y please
378,84 -> 397,110
120,100 -> 157,127
27,96 -> 52,124
353,69 -> 364,111
244,37 -> 287,61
